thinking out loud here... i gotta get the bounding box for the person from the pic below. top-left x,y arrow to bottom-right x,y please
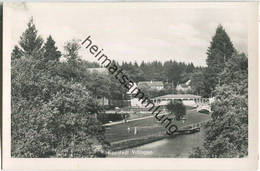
134,127 -> 137,135
124,115 -> 127,123
127,126 -> 131,133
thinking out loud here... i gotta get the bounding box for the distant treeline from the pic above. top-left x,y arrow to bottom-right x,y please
86,60 -> 201,87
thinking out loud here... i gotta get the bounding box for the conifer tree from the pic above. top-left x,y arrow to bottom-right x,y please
207,25 -> 234,69
43,35 -> 61,62
205,25 -> 235,95
19,17 -> 43,57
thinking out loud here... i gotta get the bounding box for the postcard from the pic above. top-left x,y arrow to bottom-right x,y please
2,2 -> 258,170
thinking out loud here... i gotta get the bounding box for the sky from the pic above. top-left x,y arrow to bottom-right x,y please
6,2 -> 249,66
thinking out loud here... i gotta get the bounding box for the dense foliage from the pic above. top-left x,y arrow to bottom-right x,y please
166,100 -> 186,120
189,29 -> 248,157
11,18 -> 109,157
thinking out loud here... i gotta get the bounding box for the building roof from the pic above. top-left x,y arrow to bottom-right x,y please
87,68 -> 108,74
185,80 -> 191,85
138,81 -> 164,87
176,79 -> 191,88
151,94 -> 201,100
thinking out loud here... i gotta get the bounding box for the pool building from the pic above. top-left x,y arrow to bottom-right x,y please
150,94 -> 209,107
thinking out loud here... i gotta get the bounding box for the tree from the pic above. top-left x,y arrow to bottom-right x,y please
219,53 -> 248,87
11,22 -> 109,157
19,17 -> 43,57
11,55 -> 109,157
138,82 -> 151,97
166,100 -> 186,120
204,25 -> 235,96
190,71 -> 205,96
64,39 -> 81,65
108,75 -> 128,100
190,53 -> 248,158
164,61 -> 185,86
207,25 -> 235,69
87,72 -> 111,99
43,35 -> 61,62
186,63 -> 195,73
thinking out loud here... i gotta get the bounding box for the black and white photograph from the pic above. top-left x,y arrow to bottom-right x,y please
2,1 -> 258,170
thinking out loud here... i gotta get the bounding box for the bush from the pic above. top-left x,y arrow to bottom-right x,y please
97,113 -> 129,124
166,100 -> 186,120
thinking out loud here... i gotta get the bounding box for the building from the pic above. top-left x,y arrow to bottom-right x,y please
125,82 -> 144,107
138,81 -> 164,91
176,80 -> 192,92
129,98 -> 147,108
87,67 -> 108,75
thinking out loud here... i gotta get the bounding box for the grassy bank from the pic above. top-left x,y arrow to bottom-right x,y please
105,110 -> 210,150
111,133 -> 167,151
